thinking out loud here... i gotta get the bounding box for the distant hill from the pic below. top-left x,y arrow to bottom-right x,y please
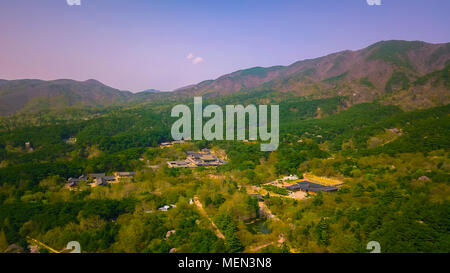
138,89 -> 164,93
1,40 -> 449,116
0,79 -> 133,116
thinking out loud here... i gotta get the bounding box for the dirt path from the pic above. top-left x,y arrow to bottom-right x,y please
27,237 -> 60,253
193,196 -> 226,240
258,201 -> 279,221
249,241 -> 275,252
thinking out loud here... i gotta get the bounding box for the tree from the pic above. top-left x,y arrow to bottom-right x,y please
314,218 -> 330,246
312,192 -> 324,206
0,229 -> 8,252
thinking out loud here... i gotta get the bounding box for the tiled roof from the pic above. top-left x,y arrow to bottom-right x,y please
286,181 -> 338,193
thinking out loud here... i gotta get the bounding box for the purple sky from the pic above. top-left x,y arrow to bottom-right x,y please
0,0 -> 449,92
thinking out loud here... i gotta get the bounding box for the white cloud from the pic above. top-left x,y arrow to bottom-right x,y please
186,53 -> 204,64
192,56 -> 204,64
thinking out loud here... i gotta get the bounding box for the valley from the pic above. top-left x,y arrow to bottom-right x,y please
0,40 -> 449,254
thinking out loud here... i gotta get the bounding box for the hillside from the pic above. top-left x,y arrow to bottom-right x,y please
0,79 -> 133,116
0,40 -> 449,117
0,51 -> 448,253
176,40 -> 450,109
0,89 -> 448,253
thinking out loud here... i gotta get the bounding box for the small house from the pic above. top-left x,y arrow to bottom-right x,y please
78,174 -> 88,181
67,178 -> 80,187
114,172 -> 136,178
89,173 -> 106,179
282,175 -> 299,181
104,176 -> 117,183
95,177 -> 107,186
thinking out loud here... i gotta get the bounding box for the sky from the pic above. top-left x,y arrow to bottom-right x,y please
0,0 -> 449,92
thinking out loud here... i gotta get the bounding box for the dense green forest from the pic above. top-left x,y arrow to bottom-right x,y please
0,91 -> 449,253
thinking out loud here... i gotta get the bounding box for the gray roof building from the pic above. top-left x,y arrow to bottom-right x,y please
89,173 -> 106,179
286,181 -> 338,193
95,177 -> 107,186
115,172 -> 136,177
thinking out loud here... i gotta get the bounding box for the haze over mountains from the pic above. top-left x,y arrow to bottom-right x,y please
1,40 -> 449,116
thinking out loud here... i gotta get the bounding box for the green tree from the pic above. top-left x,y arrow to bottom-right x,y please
0,229 -> 8,252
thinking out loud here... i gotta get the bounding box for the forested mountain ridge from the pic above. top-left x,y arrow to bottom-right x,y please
176,41 -> 450,108
0,91 -> 448,253
0,79 -> 134,116
1,40 -> 449,116
0,41 -> 449,253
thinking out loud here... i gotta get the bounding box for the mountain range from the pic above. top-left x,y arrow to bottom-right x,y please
0,40 -> 449,116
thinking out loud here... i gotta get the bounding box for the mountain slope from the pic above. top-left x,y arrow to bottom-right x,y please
176,40 -> 450,108
382,64 -> 450,110
0,79 -> 133,116
0,40 -> 449,116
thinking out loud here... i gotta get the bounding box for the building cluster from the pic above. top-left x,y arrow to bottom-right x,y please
167,148 -> 227,168
159,140 -> 188,148
280,175 -> 299,181
66,172 -> 136,188
261,174 -> 341,198
265,175 -> 299,187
